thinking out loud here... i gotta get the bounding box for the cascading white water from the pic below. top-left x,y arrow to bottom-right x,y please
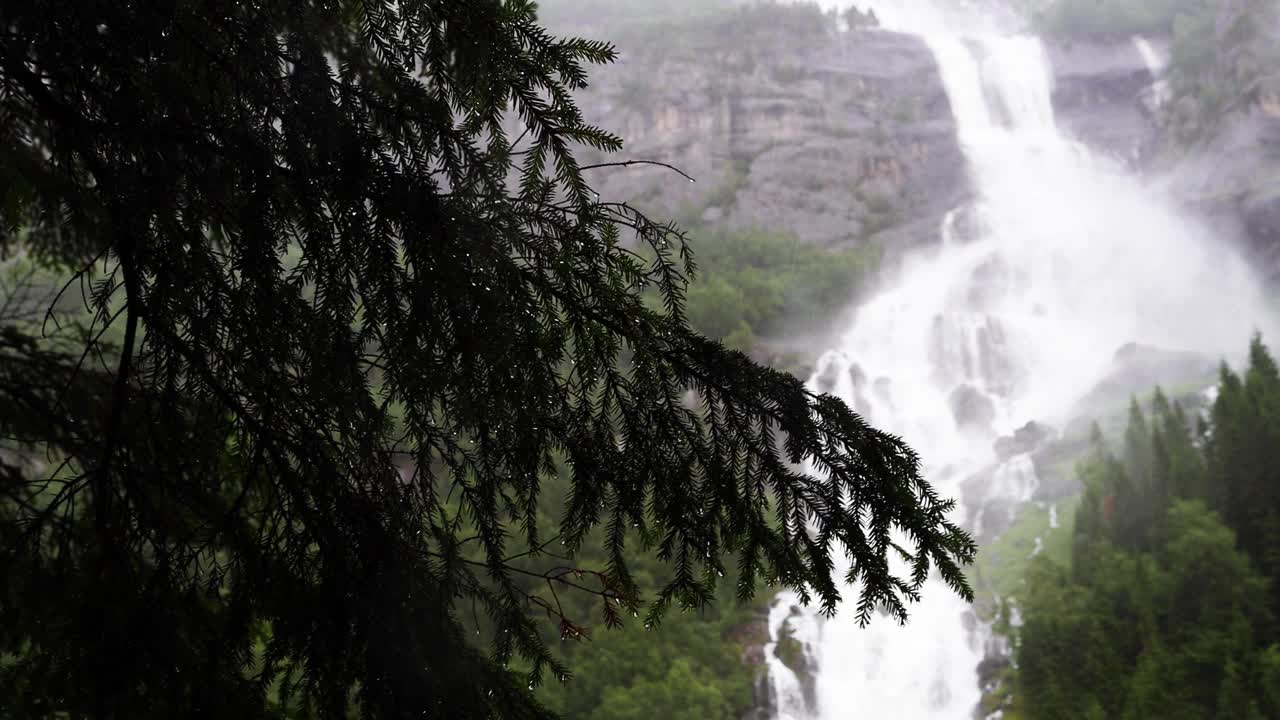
765,3 -> 1271,719
1132,36 -> 1172,108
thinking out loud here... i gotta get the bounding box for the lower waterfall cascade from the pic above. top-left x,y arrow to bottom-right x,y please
765,2 -> 1273,719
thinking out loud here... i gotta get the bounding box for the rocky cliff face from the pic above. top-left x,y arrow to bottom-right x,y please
575,22 -> 1177,257
568,7 -> 1280,285
577,26 -> 967,252
1045,38 -> 1155,158
1160,83 -> 1280,285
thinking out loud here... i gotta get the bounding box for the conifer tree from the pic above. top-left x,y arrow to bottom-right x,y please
0,1 -> 973,717
1019,338 -> 1280,720
1070,424 -> 1112,581
1207,337 -> 1280,580
1123,399 -> 1155,497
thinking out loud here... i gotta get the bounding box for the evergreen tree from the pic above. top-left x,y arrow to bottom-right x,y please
1163,400 -> 1206,501
0,1 -> 974,717
1070,423 -> 1114,581
1121,397 -> 1162,549
1208,337 -> 1280,588
1016,338 -> 1280,720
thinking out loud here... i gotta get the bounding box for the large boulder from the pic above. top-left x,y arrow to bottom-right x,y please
994,421 -> 1054,461
950,384 -> 996,432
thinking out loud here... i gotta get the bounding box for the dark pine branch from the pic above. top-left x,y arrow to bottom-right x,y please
0,1 -> 974,718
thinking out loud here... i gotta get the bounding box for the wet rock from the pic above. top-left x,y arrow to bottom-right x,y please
950,384 -> 996,432
975,642 -> 1016,719
966,255 -> 1013,308
813,359 -> 843,395
1045,38 -> 1153,156
729,609 -> 777,720
848,362 -> 867,389
772,611 -> 820,715
773,627 -> 807,676
994,421 -> 1054,461
1159,72 -> 1280,285
976,654 -> 1011,691
1242,187 -> 1280,267
944,202 -> 991,246
845,363 -> 875,416
1029,434 -> 1094,503
727,608 -> 772,654
969,494 -> 1019,541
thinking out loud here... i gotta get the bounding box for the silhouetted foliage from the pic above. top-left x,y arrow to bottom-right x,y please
0,1 -> 973,718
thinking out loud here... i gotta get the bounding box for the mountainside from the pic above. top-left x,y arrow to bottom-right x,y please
569,9 -> 1189,258
1158,82 -> 1280,285
563,4 -> 1280,295
1045,38 -> 1156,157
577,19 -> 966,253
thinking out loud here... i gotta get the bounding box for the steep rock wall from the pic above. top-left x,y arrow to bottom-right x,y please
577,25 -> 1166,256
1161,84 -> 1280,286
1045,38 -> 1155,157
577,27 -> 966,252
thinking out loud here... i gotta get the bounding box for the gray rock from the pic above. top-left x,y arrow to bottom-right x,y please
945,202 -> 990,246
574,27 -> 966,255
847,362 -> 867,389
1069,342 -> 1217,421
976,654 -> 1011,690
994,421 -> 1054,461
572,26 -> 1180,267
1045,38 -> 1154,157
812,360 -> 843,395
1242,186 -> 1280,268
1156,60 -> 1280,285
950,384 -> 996,432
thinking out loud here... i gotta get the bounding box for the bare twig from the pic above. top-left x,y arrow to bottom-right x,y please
579,159 -> 695,183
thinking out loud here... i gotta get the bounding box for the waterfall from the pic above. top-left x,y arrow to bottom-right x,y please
766,3 -> 1270,719
1132,35 -> 1172,108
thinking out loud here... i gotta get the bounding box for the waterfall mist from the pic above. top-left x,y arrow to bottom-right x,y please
765,2 -> 1274,718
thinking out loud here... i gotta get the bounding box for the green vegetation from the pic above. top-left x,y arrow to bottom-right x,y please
701,159 -> 754,212
1007,336 -> 1280,718
1164,0 -> 1280,145
1028,0 -> 1280,148
859,193 -> 902,238
539,610 -> 756,720
972,499 -> 1076,614
491,462 -> 764,720
554,53 -> 883,710
677,228 -> 881,352
1028,0 -> 1200,42
527,487 -> 761,720
890,95 -> 924,124
1,0 -> 975,717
